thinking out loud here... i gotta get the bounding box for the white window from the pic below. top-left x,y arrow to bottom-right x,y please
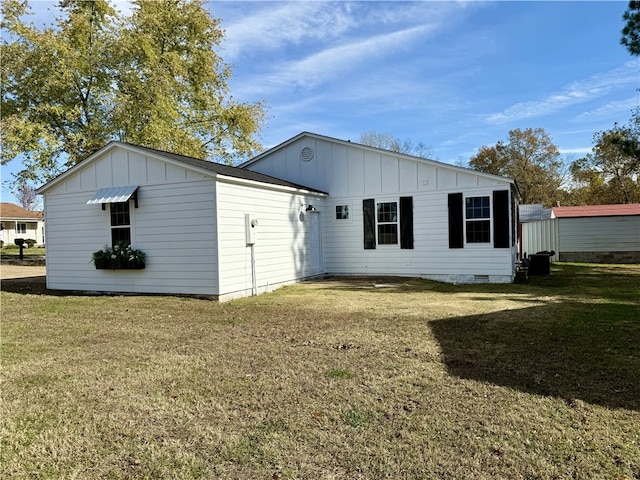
465,196 -> 490,243
335,205 -> 349,220
376,201 -> 398,245
110,202 -> 131,247
16,223 -> 27,234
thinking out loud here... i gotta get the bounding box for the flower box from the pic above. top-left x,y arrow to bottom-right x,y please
92,242 -> 146,270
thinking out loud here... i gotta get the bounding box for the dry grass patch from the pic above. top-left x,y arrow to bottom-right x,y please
1,264 -> 639,479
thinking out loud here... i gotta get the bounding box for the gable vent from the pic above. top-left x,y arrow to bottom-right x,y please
300,146 -> 314,162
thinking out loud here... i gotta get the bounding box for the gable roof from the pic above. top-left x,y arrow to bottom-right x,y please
242,131 -> 517,186
552,204 -> 640,218
37,142 -> 327,195
0,202 -> 44,220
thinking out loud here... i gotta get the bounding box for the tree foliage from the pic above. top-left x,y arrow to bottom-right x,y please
621,0 -> 640,56
359,131 -> 435,159
469,128 -> 564,206
569,111 -> 640,204
1,0 -> 265,189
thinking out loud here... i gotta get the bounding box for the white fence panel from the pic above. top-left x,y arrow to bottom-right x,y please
522,219 -> 558,262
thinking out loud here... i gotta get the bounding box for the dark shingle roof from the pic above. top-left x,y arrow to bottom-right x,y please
122,143 -> 327,194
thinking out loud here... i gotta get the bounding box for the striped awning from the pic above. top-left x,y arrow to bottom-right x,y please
87,186 -> 138,205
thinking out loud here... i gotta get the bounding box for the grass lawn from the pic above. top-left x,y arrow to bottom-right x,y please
0,246 -> 46,257
1,263 -> 639,479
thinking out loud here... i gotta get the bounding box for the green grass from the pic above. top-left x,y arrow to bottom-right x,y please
1,263 -> 639,479
0,246 -> 45,257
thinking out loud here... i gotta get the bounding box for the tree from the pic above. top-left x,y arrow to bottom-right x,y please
469,128 -> 564,206
16,180 -> 40,210
359,132 -> 435,159
569,113 -> 640,204
621,0 -> 640,56
1,0 -> 265,190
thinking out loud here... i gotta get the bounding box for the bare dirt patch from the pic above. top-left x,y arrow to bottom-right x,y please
0,264 -> 46,280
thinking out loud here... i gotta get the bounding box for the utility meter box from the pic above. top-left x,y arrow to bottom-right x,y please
245,214 -> 258,245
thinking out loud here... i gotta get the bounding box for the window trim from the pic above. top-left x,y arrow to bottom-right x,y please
464,195 -> 491,244
363,197 -> 413,249
376,201 -> 399,246
109,201 -> 133,247
335,204 -> 351,221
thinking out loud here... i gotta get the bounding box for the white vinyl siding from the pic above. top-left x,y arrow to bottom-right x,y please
324,189 -> 515,282
40,145 -> 222,295
246,134 -> 517,284
215,180 -> 326,300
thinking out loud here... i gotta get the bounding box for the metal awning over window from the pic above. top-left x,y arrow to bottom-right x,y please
87,186 -> 138,207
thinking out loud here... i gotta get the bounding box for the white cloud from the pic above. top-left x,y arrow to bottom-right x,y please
575,96 -> 639,121
220,3 -> 357,60
485,61 -> 639,124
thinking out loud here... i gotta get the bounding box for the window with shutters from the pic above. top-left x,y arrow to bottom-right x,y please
450,191 -> 512,248
363,197 -> 413,249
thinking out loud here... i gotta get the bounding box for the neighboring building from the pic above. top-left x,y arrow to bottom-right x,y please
521,203 -> 640,264
0,202 -> 45,247
37,134 -> 519,300
552,204 -> 640,264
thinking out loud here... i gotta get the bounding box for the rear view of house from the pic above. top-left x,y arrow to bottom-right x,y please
37,142 -> 327,300
37,133 -> 520,299
243,132 -> 520,284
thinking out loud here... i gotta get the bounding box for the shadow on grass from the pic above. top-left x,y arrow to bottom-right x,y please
0,276 -> 53,295
430,301 -> 640,411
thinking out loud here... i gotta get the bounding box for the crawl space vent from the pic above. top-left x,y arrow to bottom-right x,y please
300,146 -> 314,162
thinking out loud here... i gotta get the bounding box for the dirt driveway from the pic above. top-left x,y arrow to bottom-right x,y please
1,264 -> 46,280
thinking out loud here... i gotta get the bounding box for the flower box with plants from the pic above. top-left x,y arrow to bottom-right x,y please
92,242 -> 146,270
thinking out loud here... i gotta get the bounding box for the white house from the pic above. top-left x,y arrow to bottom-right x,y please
37,142 -> 327,300
37,133 -> 519,300
243,132 -> 519,285
0,202 -> 45,247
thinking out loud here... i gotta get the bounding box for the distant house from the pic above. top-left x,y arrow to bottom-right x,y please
521,203 -> 640,264
37,133 -> 520,300
0,202 -> 45,247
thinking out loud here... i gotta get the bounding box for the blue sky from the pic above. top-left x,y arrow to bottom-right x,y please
2,1 -> 638,205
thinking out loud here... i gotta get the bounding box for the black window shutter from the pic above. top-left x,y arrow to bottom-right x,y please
400,196 -> 414,249
448,193 -> 463,248
493,190 -> 509,248
363,199 -> 376,249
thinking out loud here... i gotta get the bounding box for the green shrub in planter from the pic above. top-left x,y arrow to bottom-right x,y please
92,242 -> 146,269
25,239 -> 37,248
